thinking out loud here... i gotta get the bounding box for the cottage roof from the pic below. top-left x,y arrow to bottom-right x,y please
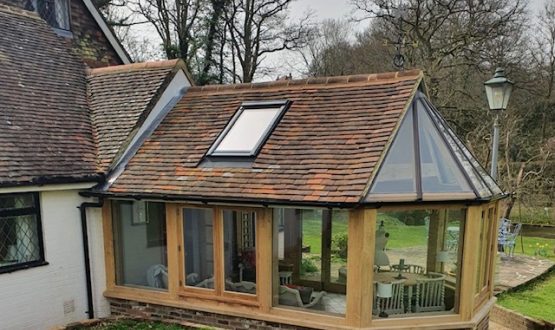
103,70 -> 433,205
0,4 -> 98,186
87,60 -> 184,171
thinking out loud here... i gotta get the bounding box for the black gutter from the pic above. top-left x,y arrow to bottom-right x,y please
0,174 -> 104,189
81,190 -> 504,210
78,197 -> 104,320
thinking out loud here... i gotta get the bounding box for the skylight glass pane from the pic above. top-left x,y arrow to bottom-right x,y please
214,108 -> 281,155
417,102 -> 474,196
368,109 -> 417,198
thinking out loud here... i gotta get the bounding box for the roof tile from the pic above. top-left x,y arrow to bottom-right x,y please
107,71 -> 422,204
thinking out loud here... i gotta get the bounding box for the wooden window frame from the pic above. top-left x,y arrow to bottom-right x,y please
175,205 -> 261,306
103,200 -> 497,329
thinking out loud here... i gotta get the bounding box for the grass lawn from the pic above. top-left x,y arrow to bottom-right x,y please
497,269 -> 555,322
377,213 -> 428,249
70,319 -> 201,330
300,212 -> 427,255
512,236 -> 555,261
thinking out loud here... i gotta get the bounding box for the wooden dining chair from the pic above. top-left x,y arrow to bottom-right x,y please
373,280 -> 405,317
413,272 -> 446,313
391,264 -> 425,274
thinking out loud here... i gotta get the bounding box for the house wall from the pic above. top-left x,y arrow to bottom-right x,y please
0,189 -> 108,330
0,0 -> 128,67
68,0 -> 127,67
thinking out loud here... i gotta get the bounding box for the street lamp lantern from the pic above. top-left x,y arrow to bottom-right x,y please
484,67 -> 513,180
484,68 -> 513,112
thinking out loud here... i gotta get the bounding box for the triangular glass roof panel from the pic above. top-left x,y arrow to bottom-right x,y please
367,109 -> 417,201
416,100 -> 475,200
422,98 -> 502,197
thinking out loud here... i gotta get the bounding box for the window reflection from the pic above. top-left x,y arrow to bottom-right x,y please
373,208 -> 465,318
112,200 -> 168,290
223,210 -> 257,294
273,208 -> 347,315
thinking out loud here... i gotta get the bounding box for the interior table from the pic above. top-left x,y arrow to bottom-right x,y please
373,271 -> 430,313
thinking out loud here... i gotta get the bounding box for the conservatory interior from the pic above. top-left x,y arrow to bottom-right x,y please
98,79 -> 503,329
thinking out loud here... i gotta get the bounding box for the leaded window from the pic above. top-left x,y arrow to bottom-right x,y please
0,193 -> 45,273
26,0 -> 71,31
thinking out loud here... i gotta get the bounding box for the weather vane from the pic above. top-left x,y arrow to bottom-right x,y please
383,1 -> 417,70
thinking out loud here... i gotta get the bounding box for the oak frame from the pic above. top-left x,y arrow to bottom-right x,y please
102,199 -> 500,329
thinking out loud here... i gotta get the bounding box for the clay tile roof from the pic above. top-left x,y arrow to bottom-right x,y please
0,4 -> 98,186
107,70 -> 423,205
88,60 -> 181,171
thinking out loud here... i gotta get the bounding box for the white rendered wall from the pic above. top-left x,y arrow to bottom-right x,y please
0,189 -> 108,330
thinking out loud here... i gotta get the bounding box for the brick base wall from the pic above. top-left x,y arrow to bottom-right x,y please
109,298 -> 317,330
109,298 -> 495,330
490,305 -> 554,330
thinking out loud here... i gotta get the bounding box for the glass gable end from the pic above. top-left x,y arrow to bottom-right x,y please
366,93 -> 502,203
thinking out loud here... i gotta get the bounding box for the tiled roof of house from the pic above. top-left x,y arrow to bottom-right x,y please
0,4 -> 98,186
87,60 -> 181,171
106,70 -> 423,205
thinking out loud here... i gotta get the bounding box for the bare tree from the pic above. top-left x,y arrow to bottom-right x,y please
223,0 -> 315,83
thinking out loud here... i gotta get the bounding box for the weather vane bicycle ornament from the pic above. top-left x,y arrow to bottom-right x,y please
382,1 -> 418,71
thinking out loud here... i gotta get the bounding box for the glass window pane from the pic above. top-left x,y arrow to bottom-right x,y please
300,209 -> 322,282
112,200 -> 168,290
215,108 -> 280,154
183,208 -> 214,287
368,109 -> 416,197
330,210 -> 348,285
417,103 -> 473,195
223,210 -> 257,294
0,194 -> 34,210
0,215 -> 40,266
373,208 -> 465,318
273,208 -> 346,316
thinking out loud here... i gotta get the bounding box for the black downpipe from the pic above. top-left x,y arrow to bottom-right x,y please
79,198 -> 104,319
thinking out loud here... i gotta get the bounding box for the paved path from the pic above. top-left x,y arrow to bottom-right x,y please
495,254 -> 554,293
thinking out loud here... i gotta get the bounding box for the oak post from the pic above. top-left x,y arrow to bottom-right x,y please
346,208 -> 376,327
459,205 -> 482,320
166,203 -> 180,298
257,208 -> 273,312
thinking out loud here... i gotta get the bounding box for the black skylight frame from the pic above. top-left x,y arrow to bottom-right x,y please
207,100 -> 291,157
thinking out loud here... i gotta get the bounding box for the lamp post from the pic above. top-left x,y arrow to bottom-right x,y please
484,68 -> 513,180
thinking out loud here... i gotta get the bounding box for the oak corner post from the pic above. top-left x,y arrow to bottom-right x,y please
346,207 -> 376,328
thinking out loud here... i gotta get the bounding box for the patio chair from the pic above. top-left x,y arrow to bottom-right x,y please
373,280 -> 405,317
391,264 -> 425,274
498,218 -> 511,252
195,277 -> 215,289
278,286 -> 326,309
413,272 -> 445,313
225,280 -> 257,294
503,223 -> 522,257
146,264 -> 168,289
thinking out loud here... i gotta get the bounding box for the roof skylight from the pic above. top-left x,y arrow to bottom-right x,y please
208,101 -> 290,157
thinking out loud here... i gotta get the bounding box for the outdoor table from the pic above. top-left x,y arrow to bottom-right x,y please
373,271 -> 430,313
